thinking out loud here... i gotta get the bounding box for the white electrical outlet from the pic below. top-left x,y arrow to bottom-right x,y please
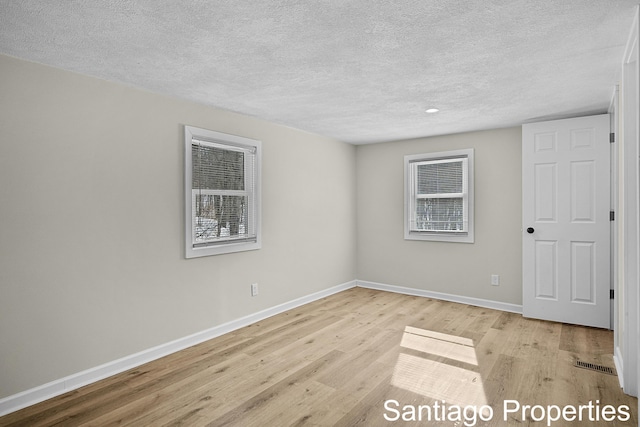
491,275 -> 500,286
251,283 -> 259,296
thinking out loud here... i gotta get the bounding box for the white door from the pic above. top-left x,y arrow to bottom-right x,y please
522,114 -> 610,328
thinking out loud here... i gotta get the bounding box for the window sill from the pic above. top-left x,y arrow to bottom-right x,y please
404,230 -> 474,243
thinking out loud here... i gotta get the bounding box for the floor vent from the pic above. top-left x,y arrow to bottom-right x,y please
574,360 -> 616,376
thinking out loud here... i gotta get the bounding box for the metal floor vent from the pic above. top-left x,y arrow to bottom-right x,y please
574,360 -> 616,376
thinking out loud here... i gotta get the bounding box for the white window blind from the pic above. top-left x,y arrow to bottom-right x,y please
412,157 -> 468,232
185,126 -> 261,257
404,149 -> 474,243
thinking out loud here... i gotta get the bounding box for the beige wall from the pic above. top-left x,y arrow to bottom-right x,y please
356,127 -> 523,305
0,53 -> 525,402
0,54 -> 357,399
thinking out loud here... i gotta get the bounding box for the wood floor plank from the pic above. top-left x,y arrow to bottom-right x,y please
559,323 -> 614,354
0,287 -> 636,426
331,374 -> 396,427
316,329 -> 400,389
81,352 -> 258,427
205,351 -> 344,427
130,345 -> 342,425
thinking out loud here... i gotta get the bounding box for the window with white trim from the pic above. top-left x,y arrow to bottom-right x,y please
404,149 -> 474,243
185,126 -> 261,258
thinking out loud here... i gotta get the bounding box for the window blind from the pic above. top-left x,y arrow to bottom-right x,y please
417,160 -> 463,194
411,157 -> 468,233
191,139 -> 257,247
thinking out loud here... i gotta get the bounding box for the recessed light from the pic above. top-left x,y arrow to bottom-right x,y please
425,108 -> 439,114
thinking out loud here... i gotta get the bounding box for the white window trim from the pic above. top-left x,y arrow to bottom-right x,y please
404,148 -> 474,243
185,125 -> 262,258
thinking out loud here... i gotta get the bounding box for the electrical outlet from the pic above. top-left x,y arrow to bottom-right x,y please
251,283 -> 259,296
491,275 -> 500,286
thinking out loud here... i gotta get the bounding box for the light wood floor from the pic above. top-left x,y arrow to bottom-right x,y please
1,288 -> 637,426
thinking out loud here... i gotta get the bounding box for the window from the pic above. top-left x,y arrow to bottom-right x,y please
185,126 -> 261,258
404,149 -> 474,243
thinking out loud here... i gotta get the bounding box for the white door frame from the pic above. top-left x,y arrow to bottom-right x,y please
616,6 -> 639,397
609,88 -> 618,333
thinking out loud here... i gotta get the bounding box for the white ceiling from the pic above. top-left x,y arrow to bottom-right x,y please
1,1 -> 638,144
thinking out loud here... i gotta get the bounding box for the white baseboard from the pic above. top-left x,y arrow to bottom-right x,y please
613,346 -> 624,390
0,280 -> 357,417
356,280 -> 523,314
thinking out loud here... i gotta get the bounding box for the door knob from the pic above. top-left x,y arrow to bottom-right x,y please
526,227 -> 535,234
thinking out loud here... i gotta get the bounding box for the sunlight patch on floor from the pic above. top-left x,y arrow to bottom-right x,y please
391,327 -> 488,410
401,326 -> 478,366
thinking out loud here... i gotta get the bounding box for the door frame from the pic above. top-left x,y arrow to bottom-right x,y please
610,89 -> 618,334
614,5 -> 639,397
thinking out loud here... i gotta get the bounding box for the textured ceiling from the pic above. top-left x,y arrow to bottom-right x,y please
0,1 -> 638,144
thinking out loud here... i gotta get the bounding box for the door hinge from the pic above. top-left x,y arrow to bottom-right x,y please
610,132 -> 615,143
610,289 -> 615,299
610,210 -> 615,221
